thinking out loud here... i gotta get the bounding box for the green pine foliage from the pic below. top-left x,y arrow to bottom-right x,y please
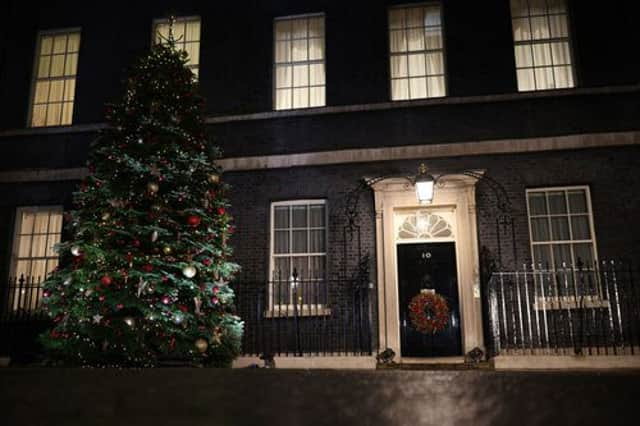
39,39 -> 243,367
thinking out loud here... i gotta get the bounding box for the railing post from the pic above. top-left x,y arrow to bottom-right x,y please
292,269 -> 301,356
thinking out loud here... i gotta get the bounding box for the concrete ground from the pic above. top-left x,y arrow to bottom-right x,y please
0,368 -> 638,426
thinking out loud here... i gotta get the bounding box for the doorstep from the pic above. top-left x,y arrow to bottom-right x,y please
233,355 -> 377,370
492,354 -> 640,370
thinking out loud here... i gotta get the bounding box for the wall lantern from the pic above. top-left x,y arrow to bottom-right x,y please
414,163 -> 435,204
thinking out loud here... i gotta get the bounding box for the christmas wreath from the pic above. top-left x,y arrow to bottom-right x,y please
408,291 -> 449,334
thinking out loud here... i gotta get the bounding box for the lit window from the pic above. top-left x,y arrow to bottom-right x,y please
510,0 -> 575,91
274,15 -> 326,110
154,17 -> 201,77
30,30 -> 81,127
9,207 -> 63,311
270,200 -> 327,307
526,187 -> 597,270
389,3 -> 446,100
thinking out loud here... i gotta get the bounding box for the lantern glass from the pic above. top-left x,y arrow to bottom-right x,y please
415,177 -> 434,204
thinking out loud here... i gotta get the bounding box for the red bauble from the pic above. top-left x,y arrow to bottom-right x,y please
116,303 -> 124,311
187,215 -> 201,227
132,239 -> 141,248
211,296 -> 219,305
202,258 -> 212,266
217,207 -> 226,216
178,304 -> 188,313
100,276 -> 113,286
142,264 -> 154,273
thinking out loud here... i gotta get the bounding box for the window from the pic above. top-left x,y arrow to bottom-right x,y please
273,14 -> 326,110
526,187 -> 597,270
29,29 -> 81,127
270,200 -> 327,307
154,17 -> 201,77
389,3 -> 445,100
510,0 -> 574,91
9,207 -> 63,311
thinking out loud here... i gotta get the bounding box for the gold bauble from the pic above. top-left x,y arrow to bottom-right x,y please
101,212 -> 111,221
195,338 -> 208,353
207,173 -> 220,184
162,245 -> 173,255
147,182 -> 159,194
182,264 -> 197,279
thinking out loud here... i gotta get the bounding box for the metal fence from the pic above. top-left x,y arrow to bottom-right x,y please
0,276 -> 50,357
487,261 -> 640,356
232,276 -> 373,357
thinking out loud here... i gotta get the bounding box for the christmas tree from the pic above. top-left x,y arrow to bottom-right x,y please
39,28 -> 243,367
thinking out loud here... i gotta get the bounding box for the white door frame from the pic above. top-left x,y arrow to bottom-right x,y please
372,173 -> 484,360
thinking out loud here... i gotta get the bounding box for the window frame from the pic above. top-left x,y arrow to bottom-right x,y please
387,1 -> 448,101
152,15 -> 202,77
27,27 -> 82,128
525,185 -> 598,271
268,199 -> 329,311
509,0 -> 577,92
272,12 -> 327,111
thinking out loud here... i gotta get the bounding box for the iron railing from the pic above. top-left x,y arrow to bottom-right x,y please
0,275 -> 50,357
488,261 -> 640,357
232,275 -> 373,357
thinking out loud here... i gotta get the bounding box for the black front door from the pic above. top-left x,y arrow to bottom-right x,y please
398,242 -> 462,357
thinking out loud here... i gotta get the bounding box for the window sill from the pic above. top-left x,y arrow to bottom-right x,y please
264,306 -> 332,318
533,296 -> 610,311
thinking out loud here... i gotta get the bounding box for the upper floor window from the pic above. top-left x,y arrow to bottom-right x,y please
526,187 -> 597,270
273,14 -> 326,110
510,0 -> 574,91
154,16 -> 201,77
389,3 -> 445,101
29,29 -> 81,127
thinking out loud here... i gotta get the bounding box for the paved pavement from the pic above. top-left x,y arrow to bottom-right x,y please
1,368 -> 639,426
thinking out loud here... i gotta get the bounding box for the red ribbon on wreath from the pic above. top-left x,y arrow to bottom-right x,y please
408,291 -> 449,334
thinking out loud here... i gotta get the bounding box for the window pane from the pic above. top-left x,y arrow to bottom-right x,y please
573,243 -> 594,267
425,53 -> 443,75
49,80 -> 64,102
516,68 -> 535,91
309,205 -> 325,227
552,244 -> 572,267
571,216 -> 590,240
548,191 -> 567,214
185,43 -> 200,66
31,105 -> 47,127
31,259 -> 48,279
390,30 -> 407,53
512,18 -> 531,41
309,63 -> 325,86
554,66 -> 573,88
274,206 -> 289,229
274,230 -> 289,254
568,190 -> 587,213
408,53 -> 426,76
309,256 -> 326,280
425,27 -> 442,50
392,79 -> 409,100
529,0 -> 548,16
424,6 -> 441,26
533,245 -> 552,268
31,235 -> 47,257
38,56 -> 51,78
275,65 -> 292,88
406,7 -> 423,28
534,67 -> 554,89
308,17 -> 324,38
515,45 -> 533,68
63,79 -> 76,101
532,43 -> 552,67
18,236 -> 32,257
551,42 -> 571,65
67,33 -> 80,52
291,39 -> 308,61
549,15 -> 568,38
292,19 -> 307,39
47,233 -> 61,257
292,88 -> 308,108
551,217 -> 570,240
292,256 -> 308,278
427,76 -> 445,97
309,37 -> 324,60
389,9 -> 404,29
186,21 -> 201,42
275,41 -> 291,63
53,35 -> 67,54
309,230 -> 325,252
531,218 -> 550,241
273,258 -> 290,280
34,212 -> 50,233
34,81 -> 50,104
292,206 -> 307,228
391,55 -> 408,78
274,20 -> 291,40
65,53 -> 78,76
547,0 -> 567,14
293,64 -> 309,87
528,192 -> 547,215
46,103 -> 62,126
61,102 -> 74,125
407,28 -> 425,51
50,54 -> 65,77
292,229 -> 308,253
309,87 -> 325,107
530,16 -> 550,39
275,89 -> 292,110
40,36 -> 53,55
409,77 -> 427,99
510,0 -> 528,18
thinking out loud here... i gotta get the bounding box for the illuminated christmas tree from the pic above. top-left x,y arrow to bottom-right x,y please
39,26 -> 243,367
